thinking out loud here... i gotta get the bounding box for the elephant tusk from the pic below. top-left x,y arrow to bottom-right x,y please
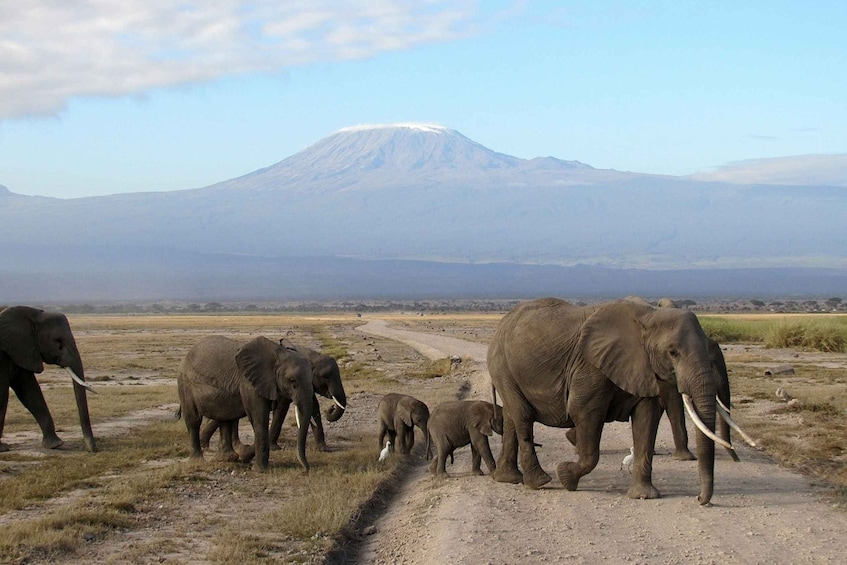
682,394 -> 733,450
715,399 -> 757,447
311,417 -> 319,427
716,395 -> 731,414
295,405 -> 301,429
332,396 -> 346,410
66,367 -> 96,393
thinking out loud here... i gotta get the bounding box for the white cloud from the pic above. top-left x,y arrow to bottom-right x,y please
0,0 -> 492,119
691,154 -> 847,187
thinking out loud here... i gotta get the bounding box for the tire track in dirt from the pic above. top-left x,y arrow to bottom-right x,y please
353,318 -> 847,564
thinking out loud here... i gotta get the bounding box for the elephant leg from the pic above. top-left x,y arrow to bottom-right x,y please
565,427 -> 577,446
515,417 -> 550,488
434,445 -> 450,476
474,436 -> 497,475
232,420 -> 255,464
310,396 -> 328,452
247,403 -> 271,471
218,420 -> 240,462
199,418 -> 220,449
184,410 -> 204,460
627,398 -> 662,500
470,444 -> 483,475
10,372 -> 63,449
492,413 -> 523,484
406,426 -> 416,453
556,419 -> 603,492
664,391 -> 696,461
269,401 -> 289,451
0,378 -> 10,451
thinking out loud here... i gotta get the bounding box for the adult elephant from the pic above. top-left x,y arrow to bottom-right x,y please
177,336 -> 313,472
200,341 -> 347,452
630,297 -> 745,461
0,306 -> 97,452
489,298 -> 728,505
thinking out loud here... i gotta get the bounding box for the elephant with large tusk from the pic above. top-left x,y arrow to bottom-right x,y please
0,306 -> 97,452
489,297 -> 734,505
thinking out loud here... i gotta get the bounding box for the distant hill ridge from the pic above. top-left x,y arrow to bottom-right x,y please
1,124 -> 845,301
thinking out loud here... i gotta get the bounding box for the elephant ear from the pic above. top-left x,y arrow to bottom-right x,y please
399,402 -> 413,427
472,405 -> 493,436
0,306 -> 45,373
578,301 -> 660,398
235,337 -> 279,401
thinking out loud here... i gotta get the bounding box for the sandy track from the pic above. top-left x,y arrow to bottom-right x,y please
354,318 -> 846,564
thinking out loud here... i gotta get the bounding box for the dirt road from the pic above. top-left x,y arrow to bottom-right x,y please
355,318 -> 846,564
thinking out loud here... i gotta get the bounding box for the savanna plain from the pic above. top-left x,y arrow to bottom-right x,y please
1,309 -> 846,564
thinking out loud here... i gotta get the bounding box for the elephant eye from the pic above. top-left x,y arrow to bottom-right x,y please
669,348 -> 680,358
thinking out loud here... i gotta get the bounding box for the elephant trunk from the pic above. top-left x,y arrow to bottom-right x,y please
66,357 -> 98,453
295,399 -> 311,473
324,383 -> 347,423
685,373 -> 717,506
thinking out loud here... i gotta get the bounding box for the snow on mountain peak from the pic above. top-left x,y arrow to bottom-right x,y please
337,123 -> 450,134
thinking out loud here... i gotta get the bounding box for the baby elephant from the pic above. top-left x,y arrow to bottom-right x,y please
377,393 -> 430,455
427,400 -> 503,477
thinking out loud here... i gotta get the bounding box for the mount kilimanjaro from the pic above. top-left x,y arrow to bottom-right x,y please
1,124 -> 845,301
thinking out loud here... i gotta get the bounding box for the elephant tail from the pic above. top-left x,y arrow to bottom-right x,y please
175,406 -> 182,421
425,430 -> 433,461
491,383 -> 499,406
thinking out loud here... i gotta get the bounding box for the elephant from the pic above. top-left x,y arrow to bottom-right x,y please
199,341 -> 347,453
376,393 -> 430,456
0,306 -> 97,452
576,297 -> 739,462
177,335 -> 314,472
488,297 -> 733,505
426,400 -> 503,477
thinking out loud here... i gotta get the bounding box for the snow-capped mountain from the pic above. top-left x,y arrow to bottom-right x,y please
0,124 -> 845,301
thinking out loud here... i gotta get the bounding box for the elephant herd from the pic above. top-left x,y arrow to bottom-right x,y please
0,297 -> 754,504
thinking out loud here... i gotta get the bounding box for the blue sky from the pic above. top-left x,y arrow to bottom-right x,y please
1,1 -> 845,198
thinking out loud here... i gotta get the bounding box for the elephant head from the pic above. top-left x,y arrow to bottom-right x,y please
473,402 -> 504,437
0,306 -> 97,452
235,337 -> 314,471
579,300 -> 721,505
295,345 -> 347,423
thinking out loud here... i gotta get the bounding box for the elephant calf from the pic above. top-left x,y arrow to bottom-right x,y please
376,393 -> 430,456
427,400 -> 503,477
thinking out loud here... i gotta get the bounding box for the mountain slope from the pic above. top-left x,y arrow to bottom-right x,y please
0,123 -> 845,301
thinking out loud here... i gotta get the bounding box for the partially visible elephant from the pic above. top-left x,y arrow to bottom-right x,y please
377,393 -> 429,455
0,306 -> 97,452
177,336 -> 314,472
426,400 -> 503,477
199,340 -> 347,453
489,298 -> 728,505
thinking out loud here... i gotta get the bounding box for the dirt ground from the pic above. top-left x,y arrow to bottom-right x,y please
2,315 -> 846,564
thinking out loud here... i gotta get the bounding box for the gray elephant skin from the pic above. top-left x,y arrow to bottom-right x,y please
177,335 -> 314,472
377,393 -> 429,455
427,400 -> 503,477
0,306 -> 97,452
199,341 -> 347,453
488,297 -> 722,505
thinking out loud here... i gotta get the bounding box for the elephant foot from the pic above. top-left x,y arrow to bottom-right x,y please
492,466 -> 523,484
556,462 -> 582,491
219,450 -> 240,463
522,466 -> 552,489
42,435 -> 64,450
673,448 -> 697,461
0,442 -> 9,452
314,443 -> 330,453
471,468 -> 484,476
627,482 -> 661,500
565,428 -> 577,446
